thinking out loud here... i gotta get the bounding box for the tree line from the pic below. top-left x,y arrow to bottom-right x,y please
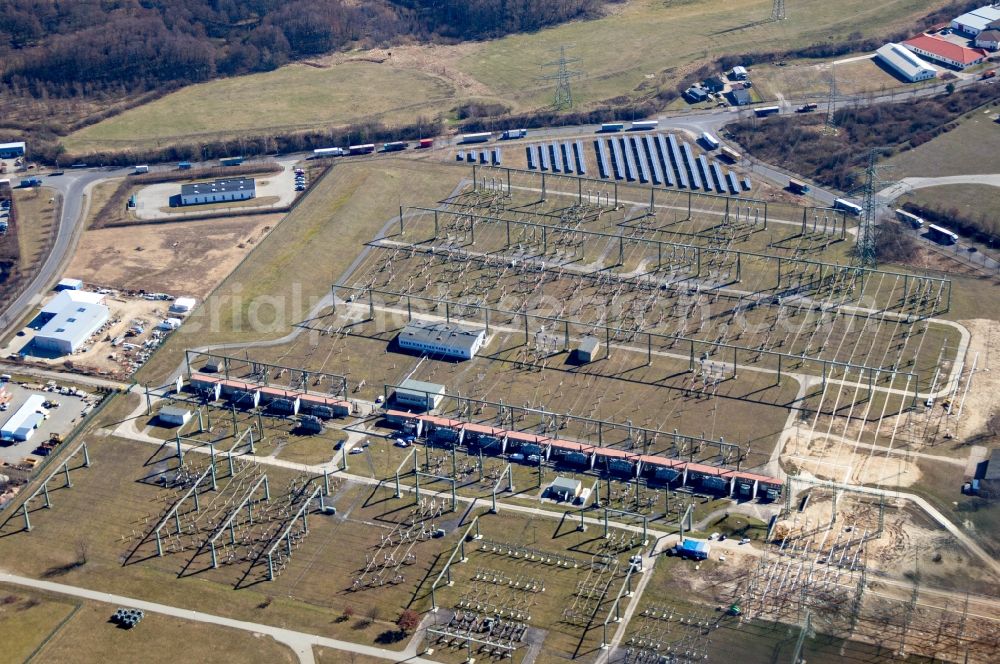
1,0 -> 603,98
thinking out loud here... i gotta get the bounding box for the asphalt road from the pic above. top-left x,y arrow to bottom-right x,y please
0,167 -> 131,335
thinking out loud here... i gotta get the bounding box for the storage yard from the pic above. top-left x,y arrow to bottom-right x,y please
1,290 -> 186,379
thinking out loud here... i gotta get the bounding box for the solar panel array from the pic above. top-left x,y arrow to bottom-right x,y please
517,133 -> 750,195
460,149 -> 502,166
573,141 -> 587,175
523,142 -> 586,175
516,134 -> 750,195
594,139 -> 610,178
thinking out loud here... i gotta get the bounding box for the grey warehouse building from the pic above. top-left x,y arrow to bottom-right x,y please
396,320 -> 487,360
180,177 -> 256,206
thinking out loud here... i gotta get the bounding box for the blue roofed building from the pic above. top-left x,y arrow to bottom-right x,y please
675,538 -> 711,560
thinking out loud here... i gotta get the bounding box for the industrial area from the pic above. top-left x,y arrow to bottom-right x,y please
0,2 -> 999,664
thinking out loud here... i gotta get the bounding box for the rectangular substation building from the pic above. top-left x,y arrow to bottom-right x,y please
875,43 -> 938,82
179,177 -> 256,206
396,320 -> 487,360
393,379 -> 446,411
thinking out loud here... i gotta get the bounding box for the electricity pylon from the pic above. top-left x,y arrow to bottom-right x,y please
825,64 -> 838,132
540,45 -> 583,110
855,147 -> 893,268
772,0 -> 786,21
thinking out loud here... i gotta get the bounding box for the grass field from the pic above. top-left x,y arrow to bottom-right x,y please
0,587 -> 78,663
314,649 -> 387,664
63,62 -> 455,153
0,584 -> 298,664
885,109 -> 1000,178
62,0 -> 937,154
13,186 -> 59,274
908,183 -> 1000,216
901,184 -> 1000,237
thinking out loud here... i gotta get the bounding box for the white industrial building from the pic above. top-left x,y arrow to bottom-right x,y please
170,297 -> 196,314
1,395 -> 46,442
393,379 -> 446,410
56,277 -> 83,291
179,178 -> 255,206
975,29 -> 1000,50
33,291 -> 109,355
876,43 -> 938,82
952,6 -> 1000,36
396,320 -> 487,360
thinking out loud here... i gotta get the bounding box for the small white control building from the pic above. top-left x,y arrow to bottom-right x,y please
158,406 -> 192,427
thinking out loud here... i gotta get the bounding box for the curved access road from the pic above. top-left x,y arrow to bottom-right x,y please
0,570 -> 436,664
0,168 -> 130,337
877,173 -> 1000,201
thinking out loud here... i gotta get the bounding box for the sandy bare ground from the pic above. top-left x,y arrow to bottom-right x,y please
776,495 -> 993,591
67,214 -> 280,299
951,319 -> 1000,440
782,429 -> 922,487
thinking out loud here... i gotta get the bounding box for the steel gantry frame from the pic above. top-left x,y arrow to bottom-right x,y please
184,349 -> 349,397
429,517 -> 483,611
335,284 -> 923,402
264,484 -> 326,581
205,473 -> 271,569
395,204 -> 949,316
382,382 -> 743,459
151,463 -> 218,557
16,440 -> 91,532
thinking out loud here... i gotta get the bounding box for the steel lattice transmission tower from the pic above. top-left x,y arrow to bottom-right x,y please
825,65 -> 838,132
540,45 -> 583,110
856,147 -> 892,268
772,0 -> 786,21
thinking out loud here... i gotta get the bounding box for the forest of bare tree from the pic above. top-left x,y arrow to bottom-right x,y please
0,0 -> 604,98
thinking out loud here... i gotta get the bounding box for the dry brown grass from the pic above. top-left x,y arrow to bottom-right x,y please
67,214 -> 281,298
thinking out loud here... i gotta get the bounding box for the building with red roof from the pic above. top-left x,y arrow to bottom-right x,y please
903,34 -> 988,69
